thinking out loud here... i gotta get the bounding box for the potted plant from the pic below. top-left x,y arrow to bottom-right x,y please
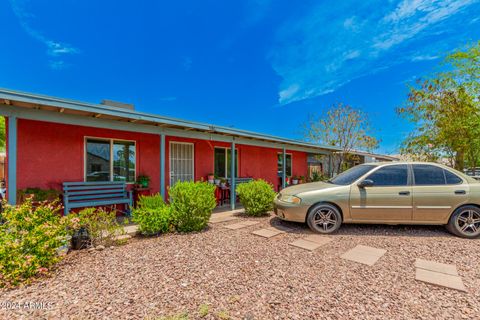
214,175 -> 221,185
137,175 -> 150,188
207,173 -> 215,183
220,178 -> 227,188
299,176 -> 305,184
291,176 -> 299,185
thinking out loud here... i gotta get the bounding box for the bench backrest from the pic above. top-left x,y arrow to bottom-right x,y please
63,181 -> 128,203
227,177 -> 254,185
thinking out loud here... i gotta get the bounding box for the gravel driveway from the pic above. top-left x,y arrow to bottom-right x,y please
1,214 -> 480,319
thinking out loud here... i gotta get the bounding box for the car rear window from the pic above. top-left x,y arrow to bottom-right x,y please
444,170 -> 463,184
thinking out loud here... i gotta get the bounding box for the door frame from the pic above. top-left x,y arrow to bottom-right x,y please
169,141 -> 195,186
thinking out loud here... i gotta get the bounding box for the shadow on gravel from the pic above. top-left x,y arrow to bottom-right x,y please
268,216 -> 459,239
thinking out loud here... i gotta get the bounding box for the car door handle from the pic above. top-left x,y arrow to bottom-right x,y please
454,190 -> 466,195
399,191 -> 410,196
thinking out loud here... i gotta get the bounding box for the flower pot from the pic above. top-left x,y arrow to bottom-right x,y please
208,179 -> 214,184
207,175 -> 215,181
214,179 -> 221,185
220,182 -> 226,187
292,179 -> 298,185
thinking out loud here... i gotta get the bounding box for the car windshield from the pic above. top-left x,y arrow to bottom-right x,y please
329,165 -> 376,185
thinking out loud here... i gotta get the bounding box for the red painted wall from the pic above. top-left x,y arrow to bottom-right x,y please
165,136 -> 309,190
11,119 -> 309,195
16,119 -> 160,193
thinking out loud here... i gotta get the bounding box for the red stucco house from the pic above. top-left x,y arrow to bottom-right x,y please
0,88 -> 394,210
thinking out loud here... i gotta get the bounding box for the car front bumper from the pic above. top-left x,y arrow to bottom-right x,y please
273,198 -> 309,223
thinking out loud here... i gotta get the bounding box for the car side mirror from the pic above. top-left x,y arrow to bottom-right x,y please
358,179 -> 374,188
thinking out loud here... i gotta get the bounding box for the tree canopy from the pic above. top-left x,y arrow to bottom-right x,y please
304,103 -> 379,174
397,41 -> 480,170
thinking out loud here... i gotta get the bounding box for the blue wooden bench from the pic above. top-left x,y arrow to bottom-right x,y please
227,177 -> 254,185
62,181 -> 133,216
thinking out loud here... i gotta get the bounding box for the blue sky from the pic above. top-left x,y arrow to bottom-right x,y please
1,0 -> 479,154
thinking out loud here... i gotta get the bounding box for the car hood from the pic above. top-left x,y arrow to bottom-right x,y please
280,181 -> 338,195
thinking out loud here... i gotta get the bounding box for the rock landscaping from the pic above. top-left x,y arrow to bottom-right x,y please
1,213 -> 479,319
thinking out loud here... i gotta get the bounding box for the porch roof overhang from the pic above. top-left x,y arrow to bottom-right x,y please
0,88 -> 342,155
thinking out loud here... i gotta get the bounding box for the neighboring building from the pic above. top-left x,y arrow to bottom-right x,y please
0,88 -> 395,209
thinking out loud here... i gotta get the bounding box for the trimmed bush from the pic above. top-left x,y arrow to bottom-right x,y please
236,179 -> 276,216
65,208 -> 125,247
132,206 -> 172,235
137,193 -> 165,209
0,199 -> 68,287
169,181 -> 216,232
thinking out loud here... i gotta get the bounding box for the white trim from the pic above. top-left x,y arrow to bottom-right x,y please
84,136 -> 137,183
416,206 -> 452,209
169,141 -> 195,185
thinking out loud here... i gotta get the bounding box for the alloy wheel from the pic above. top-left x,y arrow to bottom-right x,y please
313,208 -> 338,232
456,209 -> 480,236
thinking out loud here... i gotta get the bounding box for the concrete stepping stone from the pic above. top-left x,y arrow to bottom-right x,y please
416,268 -> 466,292
224,221 -> 259,230
289,235 -> 332,251
415,258 -> 458,276
414,258 -> 466,292
209,216 -> 239,224
251,227 -> 284,238
341,245 -> 386,266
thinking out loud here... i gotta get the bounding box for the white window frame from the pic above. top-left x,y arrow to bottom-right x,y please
84,137 -> 137,184
214,146 -> 239,178
277,152 -> 293,177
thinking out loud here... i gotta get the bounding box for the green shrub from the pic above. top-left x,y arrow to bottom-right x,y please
169,181 -> 216,232
17,188 -> 60,203
65,208 -> 125,247
236,179 -> 276,216
132,206 -> 172,235
0,199 -> 69,287
137,193 -> 165,209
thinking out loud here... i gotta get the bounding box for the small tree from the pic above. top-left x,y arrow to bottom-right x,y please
397,42 -> 480,171
304,103 -> 379,175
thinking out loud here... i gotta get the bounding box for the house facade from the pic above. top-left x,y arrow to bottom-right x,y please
0,89 -> 395,210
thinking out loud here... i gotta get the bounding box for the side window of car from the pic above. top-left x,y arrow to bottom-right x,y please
366,165 -> 408,186
413,165 -> 446,185
444,170 -> 463,185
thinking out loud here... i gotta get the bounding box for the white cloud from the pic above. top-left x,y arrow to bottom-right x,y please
9,0 -> 79,69
269,0 -> 479,104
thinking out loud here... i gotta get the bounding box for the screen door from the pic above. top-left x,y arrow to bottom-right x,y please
169,142 -> 194,186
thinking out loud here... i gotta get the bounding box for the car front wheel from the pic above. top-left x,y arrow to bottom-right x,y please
447,205 -> 480,238
306,203 -> 342,234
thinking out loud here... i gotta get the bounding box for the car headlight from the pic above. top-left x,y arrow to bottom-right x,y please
280,195 -> 302,204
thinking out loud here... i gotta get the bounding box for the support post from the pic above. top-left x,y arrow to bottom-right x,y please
160,134 -> 166,200
230,140 -> 236,210
7,116 -> 17,205
282,147 -> 286,189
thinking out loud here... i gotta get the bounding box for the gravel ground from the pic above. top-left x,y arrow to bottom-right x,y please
1,214 -> 480,320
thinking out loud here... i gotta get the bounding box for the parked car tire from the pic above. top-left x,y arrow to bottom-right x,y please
306,203 -> 342,234
447,205 -> 480,238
